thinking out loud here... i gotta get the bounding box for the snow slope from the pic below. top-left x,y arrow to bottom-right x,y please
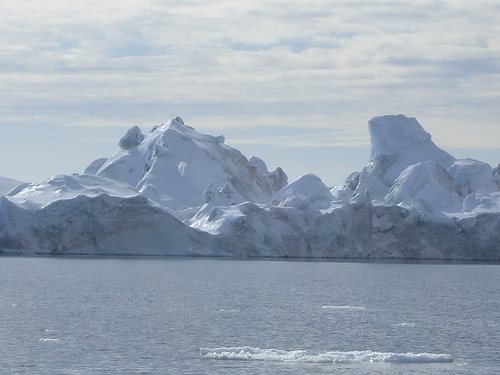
1,114 -> 499,260
88,117 -> 287,211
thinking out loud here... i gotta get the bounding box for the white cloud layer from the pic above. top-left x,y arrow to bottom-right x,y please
1,0 -> 499,183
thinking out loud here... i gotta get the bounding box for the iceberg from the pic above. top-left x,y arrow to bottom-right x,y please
1,114 -> 499,259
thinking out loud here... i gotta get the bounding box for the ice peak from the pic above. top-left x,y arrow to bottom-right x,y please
369,115 -> 431,161
165,116 -> 188,130
174,116 -> 185,125
87,117 -> 288,210
361,115 -> 456,199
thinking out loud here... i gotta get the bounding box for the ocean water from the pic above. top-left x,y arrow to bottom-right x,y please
0,257 -> 499,374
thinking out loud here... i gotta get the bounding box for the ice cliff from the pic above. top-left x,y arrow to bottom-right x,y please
1,115 -> 499,260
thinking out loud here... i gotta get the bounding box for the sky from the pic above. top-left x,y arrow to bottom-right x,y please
1,0 -> 499,187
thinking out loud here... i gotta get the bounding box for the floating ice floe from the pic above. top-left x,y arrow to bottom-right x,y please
199,346 -> 453,363
322,305 -> 367,310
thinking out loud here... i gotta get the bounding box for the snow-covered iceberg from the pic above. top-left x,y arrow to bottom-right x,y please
1,114 -> 499,260
330,115 -> 500,260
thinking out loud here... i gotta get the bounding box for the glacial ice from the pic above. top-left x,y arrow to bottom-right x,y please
269,173 -> 334,210
0,114 -> 499,259
84,157 -> 108,175
448,158 -> 499,197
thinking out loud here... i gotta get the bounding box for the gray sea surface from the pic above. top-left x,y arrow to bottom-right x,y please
0,257 -> 499,374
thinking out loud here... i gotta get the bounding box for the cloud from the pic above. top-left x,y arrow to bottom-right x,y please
1,0 -> 499,155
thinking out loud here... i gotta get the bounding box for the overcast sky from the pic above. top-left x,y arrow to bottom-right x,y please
1,0 -> 499,186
